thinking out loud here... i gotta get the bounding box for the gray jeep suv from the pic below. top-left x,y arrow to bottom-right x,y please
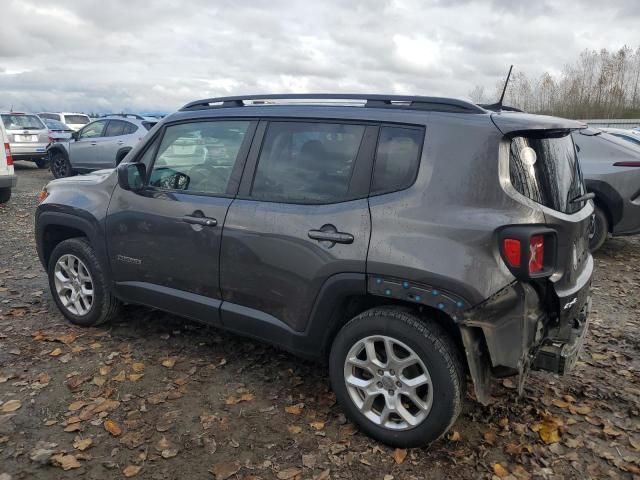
35,94 -> 593,447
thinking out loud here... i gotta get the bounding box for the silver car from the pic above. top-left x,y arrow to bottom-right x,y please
0,112 -> 49,168
47,114 -> 157,178
573,128 -> 640,251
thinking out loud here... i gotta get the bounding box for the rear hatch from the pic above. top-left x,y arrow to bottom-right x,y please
492,113 -> 593,320
1,114 -> 49,152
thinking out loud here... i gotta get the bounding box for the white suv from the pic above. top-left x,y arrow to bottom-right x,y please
38,112 -> 91,131
0,120 -> 17,203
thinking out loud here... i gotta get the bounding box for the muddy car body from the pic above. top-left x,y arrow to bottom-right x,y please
35,94 -> 592,447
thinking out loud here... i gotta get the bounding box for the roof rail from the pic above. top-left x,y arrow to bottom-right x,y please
480,103 -> 524,113
102,113 -> 146,120
180,94 -> 487,114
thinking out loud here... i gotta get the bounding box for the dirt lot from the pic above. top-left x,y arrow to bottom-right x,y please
1,164 -> 639,480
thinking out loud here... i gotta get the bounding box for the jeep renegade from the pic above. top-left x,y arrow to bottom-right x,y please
36,94 -> 593,447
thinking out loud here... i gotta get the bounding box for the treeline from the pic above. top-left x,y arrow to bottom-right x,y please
469,46 -> 640,119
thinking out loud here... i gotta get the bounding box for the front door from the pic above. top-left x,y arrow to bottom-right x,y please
69,120 -> 108,169
220,120 -> 374,333
105,119 -> 256,323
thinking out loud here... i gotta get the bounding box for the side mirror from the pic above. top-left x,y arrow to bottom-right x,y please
71,131 -> 79,141
117,163 -> 146,192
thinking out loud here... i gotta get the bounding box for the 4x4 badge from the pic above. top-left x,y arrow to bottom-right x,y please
564,297 -> 578,310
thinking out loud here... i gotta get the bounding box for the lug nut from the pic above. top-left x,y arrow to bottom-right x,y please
388,389 -> 395,395
396,381 -> 402,387
377,381 -> 383,388
378,369 -> 384,375
390,369 -> 395,375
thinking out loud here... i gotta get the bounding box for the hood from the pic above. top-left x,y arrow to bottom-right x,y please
48,169 -> 115,188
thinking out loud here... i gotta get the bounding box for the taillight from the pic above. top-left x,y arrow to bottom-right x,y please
528,235 -> 544,273
613,161 -> 640,167
499,227 -> 556,279
502,239 -> 521,267
48,136 -> 55,144
4,143 -> 12,166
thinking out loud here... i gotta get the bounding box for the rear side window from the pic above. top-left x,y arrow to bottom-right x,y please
124,122 -> 138,134
105,120 -> 126,137
251,122 -> 365,203
1,114 -> 45,130
509,134 -> 585,214
142,121 -> 156,131
64,115 -> 90,125
371,126 -> 423,194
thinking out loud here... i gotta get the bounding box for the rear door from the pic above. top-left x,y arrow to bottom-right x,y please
106,119 -> 257,324
220,120 -> 376,334
101,120 -> 128,167
68,120 -> 108,169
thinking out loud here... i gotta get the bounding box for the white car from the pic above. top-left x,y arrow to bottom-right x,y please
0,120 -> 17,203
600,127 -> 640,147
38,112 -> 91,131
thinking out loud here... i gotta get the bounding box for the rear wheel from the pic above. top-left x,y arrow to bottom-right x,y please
35,157 -> 49,169
329,307 -> 464,447
48,238 -> 120,326
50,151 -> 73,179
0,188 -> 10,204
589,205 -> 609,253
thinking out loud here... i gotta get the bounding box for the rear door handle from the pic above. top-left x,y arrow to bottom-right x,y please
182,215 -> 217,227
117,140 -> 125,145
308,229 -> 354,244
90,142 -> 97,146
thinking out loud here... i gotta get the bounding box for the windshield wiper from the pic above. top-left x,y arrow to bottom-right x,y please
569,192 -> 595,204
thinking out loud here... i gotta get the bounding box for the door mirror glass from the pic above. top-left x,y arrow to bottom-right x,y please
117,162 -> 146,191
71,131 -> 79,141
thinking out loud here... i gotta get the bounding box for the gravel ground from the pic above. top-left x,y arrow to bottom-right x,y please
0,163 -> 639,480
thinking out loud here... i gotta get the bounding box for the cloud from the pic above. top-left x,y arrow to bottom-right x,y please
0,0 -> 638,113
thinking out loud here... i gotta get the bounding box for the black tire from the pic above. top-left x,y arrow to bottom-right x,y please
0,188 -> 10,204
329,307 -> 465,447
50,151 -> 73,179
47,238 -> 120,327
35,157 -> 49,169
589,205 -> 609,253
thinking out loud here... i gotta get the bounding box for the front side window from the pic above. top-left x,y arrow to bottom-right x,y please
39,113 -> 61,121
1,114 -> 45,130
148,121 -> 250,195
509,133 -> 585,214
371,126 -> 423,194
251,122 -> 365,203
79,120 -> 107,139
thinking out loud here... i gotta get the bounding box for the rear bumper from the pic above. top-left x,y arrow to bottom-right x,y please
10,143 -> 48,160
0,174 -> 17,189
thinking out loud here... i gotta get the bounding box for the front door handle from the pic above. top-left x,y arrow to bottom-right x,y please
182,215 -> 217,227
90,142 -> 97,146
308,228 -> 354,244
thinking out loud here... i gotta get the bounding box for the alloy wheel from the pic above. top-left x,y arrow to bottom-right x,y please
53,254 -> 94,316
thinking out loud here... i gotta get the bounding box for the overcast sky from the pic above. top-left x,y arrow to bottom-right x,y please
1,0 -> 638,113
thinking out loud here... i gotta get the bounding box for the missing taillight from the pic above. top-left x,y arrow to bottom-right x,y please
498,226 -> 556,279
528,235 -> 545,273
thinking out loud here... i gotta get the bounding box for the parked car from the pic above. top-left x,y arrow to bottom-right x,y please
0,112 -> 49,168
38,112 -> 91,131
47,115 -> 157,178
0,120 -> 17,203
41,118 -> 74,142
600,127 -> 640,147
572,128 -> 640,251
36,94 -> 593,447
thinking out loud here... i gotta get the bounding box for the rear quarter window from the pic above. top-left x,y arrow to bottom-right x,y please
371,126 -> 423,195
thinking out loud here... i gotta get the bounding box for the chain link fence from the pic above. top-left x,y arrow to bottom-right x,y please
581,119 -> 640,129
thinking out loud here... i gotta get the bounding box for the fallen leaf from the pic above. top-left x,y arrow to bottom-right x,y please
50,348 -> 63,356
68,401 -> 87,412
161,448 -> 178,459
532,415 -> 562,444
147,391 -> 169,405
56,333 -> 78,345
309,420 -> 325,431
225,393 -> 255,405
570,404 -> 592,415
210,461 -> 241,480
121,431 -> 147,449
132,362 -> 145,373
494,463 -> 509,478
287,425 -> 302,434
277,467 -> 302,479
66,374 -> 91,391
285,403 -> 304,415
36,372 -> 50,385
161,357 -> 177,368
449,430 -> 462,441
552,399 -> 570,409
1,399 -> 22,413
123,465 -> 142,477
73,437 -> 93,451
603,425 -> 624,437
104,419 -> 123,436
113,370 -> 126,382
93,399 -> 120,414
392,448 -> 407,464
93,376 -> 106,386
51,453 -> 81,470
483,431 -> 497,445
128,374 -> 144,382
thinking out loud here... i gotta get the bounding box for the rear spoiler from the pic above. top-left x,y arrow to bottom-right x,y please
490,112 -> 587,136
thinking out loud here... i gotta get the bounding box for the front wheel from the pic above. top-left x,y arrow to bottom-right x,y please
35,157 -> 49,169
48,238 -> 120,326
329,308 -> 465,447
50,151 -> 74,179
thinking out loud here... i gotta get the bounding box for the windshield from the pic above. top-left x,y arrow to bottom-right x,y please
64,115 -> 90,125
43,119 -> 70,130
1,114 -> 45,130
509,133 -> 585,214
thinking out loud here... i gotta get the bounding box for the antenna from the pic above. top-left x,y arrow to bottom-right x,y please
497,65 -> 514,107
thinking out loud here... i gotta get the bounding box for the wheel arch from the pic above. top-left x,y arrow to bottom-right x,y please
585,179 -> 623,232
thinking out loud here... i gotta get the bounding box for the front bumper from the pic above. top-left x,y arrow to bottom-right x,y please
0,174 -> 17,189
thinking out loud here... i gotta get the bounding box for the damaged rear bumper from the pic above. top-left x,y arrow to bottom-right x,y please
460,279 -> 591,404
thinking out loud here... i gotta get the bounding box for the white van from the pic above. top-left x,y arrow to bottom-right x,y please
0,120 -> 17,203
38,112 -> 91,131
